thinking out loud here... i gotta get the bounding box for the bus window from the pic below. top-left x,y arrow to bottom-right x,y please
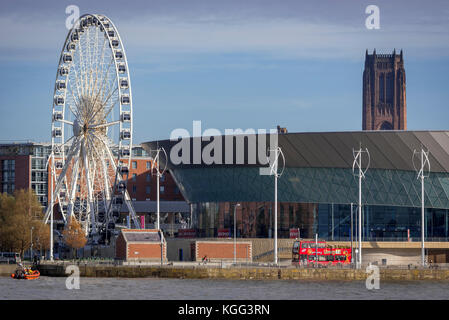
326,255 -> 334,262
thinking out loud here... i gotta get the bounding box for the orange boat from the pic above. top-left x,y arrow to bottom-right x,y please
11,269 -> 40,280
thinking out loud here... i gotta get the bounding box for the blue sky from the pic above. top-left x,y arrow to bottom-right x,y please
1,0 -> 449,143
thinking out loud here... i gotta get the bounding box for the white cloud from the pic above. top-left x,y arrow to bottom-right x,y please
1,11 -> 449,65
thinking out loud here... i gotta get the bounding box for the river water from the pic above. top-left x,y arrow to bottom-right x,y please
2,276 -> 449,300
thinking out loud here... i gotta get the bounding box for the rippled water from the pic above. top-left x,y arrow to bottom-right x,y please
2,276 -> 449,300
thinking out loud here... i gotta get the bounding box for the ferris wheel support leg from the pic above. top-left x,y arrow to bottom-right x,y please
124,191 -> 140,229
44,140 -> 80,223
83,149 -> 96,236
67,153 -> 81,221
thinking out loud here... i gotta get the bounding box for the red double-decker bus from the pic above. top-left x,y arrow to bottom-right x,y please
292,240 -> 352,266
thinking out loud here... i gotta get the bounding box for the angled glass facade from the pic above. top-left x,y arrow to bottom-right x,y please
142,130 -> 449,241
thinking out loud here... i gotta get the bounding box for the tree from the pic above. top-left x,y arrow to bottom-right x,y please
0,192 -> 16,251
63,216 -> 87,258
0,189 -> 50,258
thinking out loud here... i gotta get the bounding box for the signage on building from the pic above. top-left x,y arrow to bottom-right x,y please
290,228 -> 300,239
178,228 -> 196,238
218,228 -> 231,238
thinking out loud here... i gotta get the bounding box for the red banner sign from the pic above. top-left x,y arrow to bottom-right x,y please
178,229 -> 196,238
218,228 -> 231,238
290,228 -> 300,239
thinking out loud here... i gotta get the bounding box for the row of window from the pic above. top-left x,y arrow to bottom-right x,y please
2,183 -> 14,194
2,159 -> 15,171
2,171 -> 15,182
130,173 -> 165,182
127,185 -> 180,195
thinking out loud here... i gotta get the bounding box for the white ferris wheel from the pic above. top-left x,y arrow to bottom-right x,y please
43,14 -> 140,242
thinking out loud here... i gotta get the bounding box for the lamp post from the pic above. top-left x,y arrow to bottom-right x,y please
350,203 -> 353,265
234,203 -> 241,264
30,226 -> 34,261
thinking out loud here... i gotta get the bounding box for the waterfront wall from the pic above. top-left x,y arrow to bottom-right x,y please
0,264 -> 16,276
37,263 -> 449,281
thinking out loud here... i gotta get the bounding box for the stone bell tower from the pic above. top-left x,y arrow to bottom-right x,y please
362,49 -> 406,130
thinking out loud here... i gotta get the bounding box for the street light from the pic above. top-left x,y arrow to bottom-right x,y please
30,226 -> 34,261
234,203 -> 241,264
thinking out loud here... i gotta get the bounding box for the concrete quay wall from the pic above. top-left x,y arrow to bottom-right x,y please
0,264 -> 16,276
37,264 -> 449,281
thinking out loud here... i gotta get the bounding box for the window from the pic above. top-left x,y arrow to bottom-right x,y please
146,186 -> 151,194
146,173 -> 151,182
132,173 -> 137,182
132,185 -> 137,193
160,174 -> 165,182
160,186 -> 165,194
146,161 -> 151,169
132,161 -> 137,169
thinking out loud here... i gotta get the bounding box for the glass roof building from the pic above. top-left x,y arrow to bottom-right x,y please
142,131 -> 449,241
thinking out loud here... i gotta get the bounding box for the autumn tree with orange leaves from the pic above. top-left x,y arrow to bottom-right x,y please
63,216 -> 87,258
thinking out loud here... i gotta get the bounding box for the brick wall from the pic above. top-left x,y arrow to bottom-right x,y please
115,233 -> 127,259
195,241 -> 252,262
127,243 -> 166,261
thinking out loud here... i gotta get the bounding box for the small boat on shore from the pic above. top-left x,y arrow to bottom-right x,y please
11,269 -> 40,280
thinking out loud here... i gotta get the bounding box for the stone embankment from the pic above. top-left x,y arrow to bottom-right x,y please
0,264 -> 16,276
37,263 -> 449,281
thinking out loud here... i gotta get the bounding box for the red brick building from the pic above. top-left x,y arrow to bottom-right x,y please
115,229 -> 167,261
0,142 -> 185,209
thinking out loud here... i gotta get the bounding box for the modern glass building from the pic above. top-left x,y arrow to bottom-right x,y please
142,131 -> 449,241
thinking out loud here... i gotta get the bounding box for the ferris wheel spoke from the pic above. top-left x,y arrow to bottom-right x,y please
90,120 -> 121,130
68,64 -> 84,110
99,87 -> 119,119
87,57 -> 116,122
92,29 -> 106,100
66,89 -> 80,119
75,36 -> 86,97
89,85 -> 118,124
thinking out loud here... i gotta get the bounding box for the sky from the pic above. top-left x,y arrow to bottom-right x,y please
1,0 -> 449,144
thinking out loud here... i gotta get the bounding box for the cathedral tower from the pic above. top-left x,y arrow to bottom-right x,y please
363,49 -> 406,130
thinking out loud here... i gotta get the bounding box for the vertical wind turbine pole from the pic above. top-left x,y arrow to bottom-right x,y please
352,145 -> 370,270
421,151 -> 425,266
49,152 -> 54,261
350,203 -> 353,265
274,146 -> 278,265
413,148 -> 430,267
358,158 -> 362,269
152,147 -> 167,265
157,155 -> 160,231
268,145 -> 285,266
